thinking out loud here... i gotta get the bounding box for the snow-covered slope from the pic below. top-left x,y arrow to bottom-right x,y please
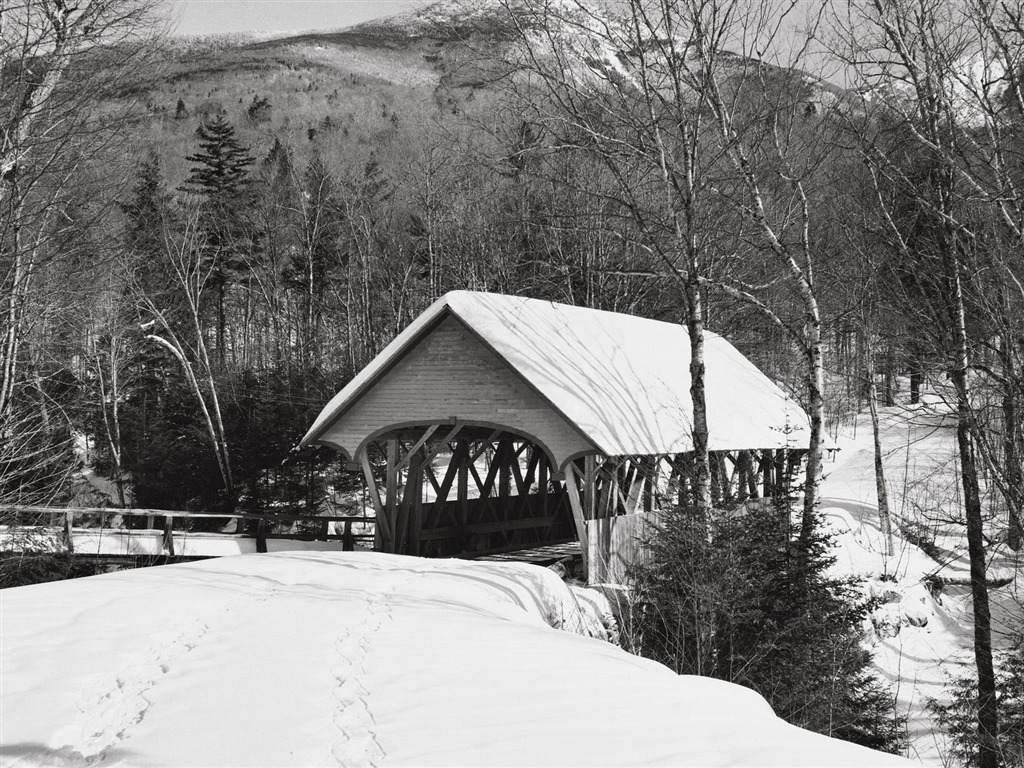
345,0 -> 844,111
820,390 -> 1023,765
0,551 -> 906,767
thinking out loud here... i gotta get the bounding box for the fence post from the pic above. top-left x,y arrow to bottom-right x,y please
163,518 -> 175,557
343,520 -> 354,551
63,511 -> 74,553
256,518 -> 267,554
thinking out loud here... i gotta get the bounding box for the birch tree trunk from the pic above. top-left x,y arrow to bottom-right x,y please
504,0 -> 717,518
139,215 -> 235,504
864,327 -> 895,557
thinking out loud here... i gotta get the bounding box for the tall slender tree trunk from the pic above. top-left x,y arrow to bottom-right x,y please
910,366 -> 922,405
346,278 -> 357,374
865,332 -> 895,557
800,304 -> 825,552
673,122 -> 711,518
96,339 -> 127,508
216,277 -> 227,368
306,235 -> 316,368
685,268 -> 710,516
946,249 -> 999,768
0,221 -> 29,420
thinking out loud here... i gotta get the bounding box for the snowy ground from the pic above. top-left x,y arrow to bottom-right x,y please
0,551 -> 908,767
820,390 -> 1023,765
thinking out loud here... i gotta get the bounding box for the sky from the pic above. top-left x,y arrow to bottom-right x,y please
168,0 -> 421,36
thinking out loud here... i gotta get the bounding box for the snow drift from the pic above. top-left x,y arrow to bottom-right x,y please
0,551 -> 906,767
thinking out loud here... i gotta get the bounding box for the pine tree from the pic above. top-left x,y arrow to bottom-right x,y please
184,116 -> 254,200
626,488 -> 907,753
118,151 -> 176,355
246,94 -> 271,123
123,152 -> 164,252
261,137 -> 291,180
181,116 -> 256,365
932,636 -> 1024,767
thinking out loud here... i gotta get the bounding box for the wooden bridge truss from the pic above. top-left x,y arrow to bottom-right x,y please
358,422 -> 808,567
360,426 -> 576,559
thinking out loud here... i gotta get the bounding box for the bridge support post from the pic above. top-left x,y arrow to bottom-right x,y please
563,463 -> 590,580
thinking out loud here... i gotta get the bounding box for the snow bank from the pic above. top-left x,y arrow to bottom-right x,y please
1,551 -> 905,767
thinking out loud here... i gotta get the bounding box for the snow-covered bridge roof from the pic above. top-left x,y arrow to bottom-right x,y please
301,291 -> 810,468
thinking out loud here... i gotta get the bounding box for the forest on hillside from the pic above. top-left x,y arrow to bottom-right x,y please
2,0 -> 1023,762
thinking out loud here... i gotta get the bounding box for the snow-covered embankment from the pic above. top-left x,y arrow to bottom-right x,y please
0,551 -> 907,767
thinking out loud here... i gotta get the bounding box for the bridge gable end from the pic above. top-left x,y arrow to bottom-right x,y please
317,315 -> 595,467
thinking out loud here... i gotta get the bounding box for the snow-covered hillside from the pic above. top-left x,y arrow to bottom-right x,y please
0,551 -> 907,767
821,389 -> 1023,765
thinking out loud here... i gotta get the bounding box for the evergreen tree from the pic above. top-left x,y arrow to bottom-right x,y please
260,137 -> 292,188
181,116 -> 256,365
246,94 -> 272,123
932,636 -> 1024,767
626,488 -> 907,753
122,151 -> 171,270
184,116 -> 254,200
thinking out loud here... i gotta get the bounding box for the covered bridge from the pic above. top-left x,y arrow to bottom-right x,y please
300,291 -> 811,581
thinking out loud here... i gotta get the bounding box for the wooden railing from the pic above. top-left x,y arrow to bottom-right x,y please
0,505 -> 375,556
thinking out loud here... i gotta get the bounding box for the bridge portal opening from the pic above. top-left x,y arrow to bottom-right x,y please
360,425 -> 576,559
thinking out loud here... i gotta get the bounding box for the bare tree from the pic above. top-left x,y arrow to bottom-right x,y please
501,0 -> 733,516
835,1 -> 1024,763
861,317 -> 896,558
501,0 -> 833,542
138,211 -> 234,505
84,248 -> 156,510
1,0 -> 164,406
0,0 -> 165,507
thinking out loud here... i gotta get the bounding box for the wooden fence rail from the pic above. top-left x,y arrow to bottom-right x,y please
0,506 -> 376,556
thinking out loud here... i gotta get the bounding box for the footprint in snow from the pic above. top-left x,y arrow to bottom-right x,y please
47,619 -> 209,763
324,577 -> 409,767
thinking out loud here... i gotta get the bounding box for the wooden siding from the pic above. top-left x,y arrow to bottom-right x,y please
586,511 -> 659,584
318,316 -> 596,467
